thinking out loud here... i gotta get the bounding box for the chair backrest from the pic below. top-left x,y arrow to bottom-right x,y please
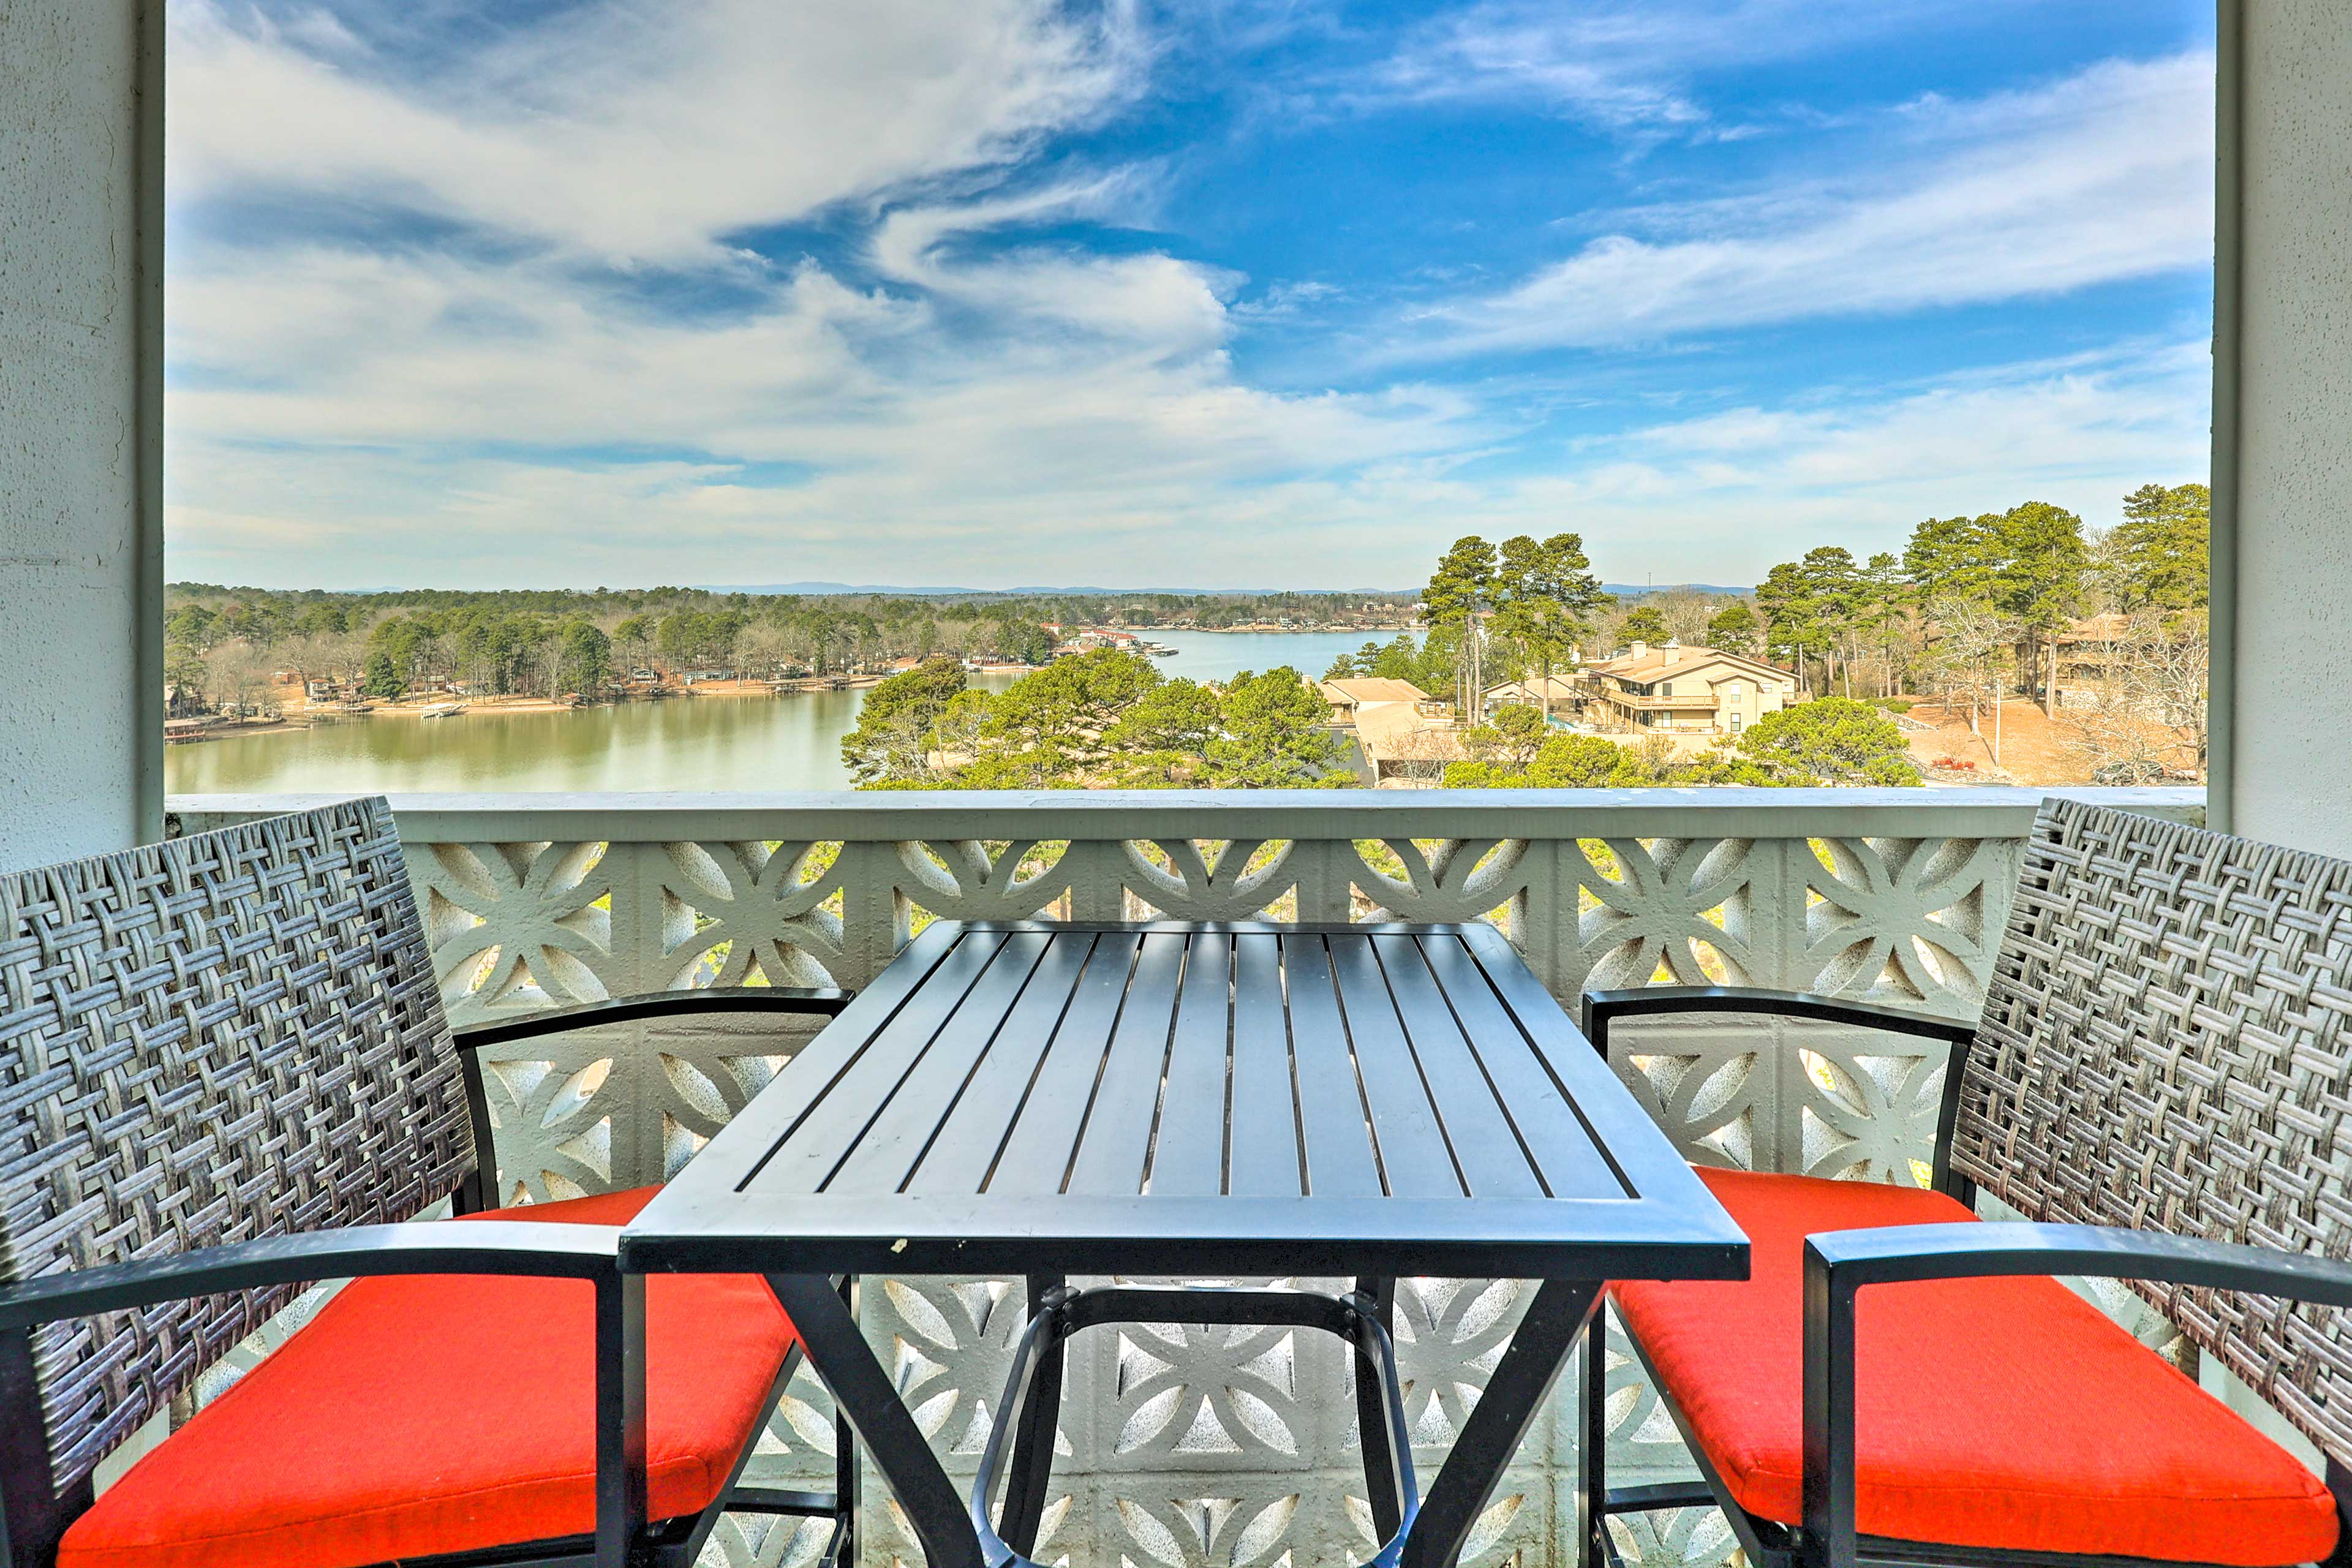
1954,796 -> 2352,1471
0,797 -> 475,1491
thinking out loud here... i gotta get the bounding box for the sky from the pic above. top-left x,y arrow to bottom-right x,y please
164,0 -> 2219,592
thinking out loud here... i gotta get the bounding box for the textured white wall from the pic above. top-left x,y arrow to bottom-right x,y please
0,0 -> 159,870
2226,1 -> 2352,853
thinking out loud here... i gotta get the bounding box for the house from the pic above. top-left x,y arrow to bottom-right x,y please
1317,677 -> 1430,725
1578,642 -> 1798,736
1348,699 -> 1466,786
1311,677 -> 1460,783
2026,612 -> 2138,709
1482,674 -> 1583,714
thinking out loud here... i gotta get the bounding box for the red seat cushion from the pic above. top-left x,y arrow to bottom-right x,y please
59,1186 -> 796,1568
1613,1168 -> 2339,1567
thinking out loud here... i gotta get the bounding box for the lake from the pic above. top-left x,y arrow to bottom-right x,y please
165,630 -> 1385,794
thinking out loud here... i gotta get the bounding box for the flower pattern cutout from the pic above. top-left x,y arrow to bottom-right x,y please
419,840 -> 613,1017
1801,837 -> 2005,1006
663,840 -> 848,988
1575,840 -> 1751,992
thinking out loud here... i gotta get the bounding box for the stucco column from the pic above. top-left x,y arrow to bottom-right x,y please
2211,0 -> 2352,851
0,0 -> 164,870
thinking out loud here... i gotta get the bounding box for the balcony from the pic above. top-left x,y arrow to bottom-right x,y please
1588,693 -> 1721,713
17,7 -> 2352,1566
162,785 -> 2204,1568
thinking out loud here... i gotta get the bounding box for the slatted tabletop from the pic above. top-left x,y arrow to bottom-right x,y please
623,921 -> 1744,1280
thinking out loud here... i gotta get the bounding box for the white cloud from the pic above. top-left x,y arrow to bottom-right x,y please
160,3 -> 2213,591
170,0 -> 1150,262
1366,0 -> 2005,129
165,238 -> 2204,587
1352,341 -> 2212,579
1411,53 -> 2213,353
867,178 -> 1240,354
163,231 -> 1490,584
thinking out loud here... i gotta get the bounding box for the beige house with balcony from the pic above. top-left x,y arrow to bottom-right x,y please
1578,643 -> 1800,736
1480,674 -> 1582,712
1317,676 -> 1434,724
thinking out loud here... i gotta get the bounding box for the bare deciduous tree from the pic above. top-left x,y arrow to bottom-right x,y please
1918,597 -> 2018,757
1380,724 -> 1461,788
735,622 -> 797,679
204,642 -> 282,722
2062,612 -> 2209,782
1651,588 -> 1718,646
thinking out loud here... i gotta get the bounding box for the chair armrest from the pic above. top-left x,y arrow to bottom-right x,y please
1580,985 -> 1976,1059
1806,1221 -> 2352,1303
452,986 -> 855,1052
0,1221 -> 622,1331
1798,1223 -> 2352,1567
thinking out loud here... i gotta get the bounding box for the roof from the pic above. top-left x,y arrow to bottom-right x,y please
1484,675 -> 1581,701
1351,702 -> 1467,763
1586,644 -> 1792,685
1319,677 -> 1428,705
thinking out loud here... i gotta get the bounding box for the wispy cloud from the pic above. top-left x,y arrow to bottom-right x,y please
1363,0 -> 2010,130
162,2 -> 2212,589
164,230 -> 1487,582
171,0 -> 1152,262
1405,52 -> 2212,355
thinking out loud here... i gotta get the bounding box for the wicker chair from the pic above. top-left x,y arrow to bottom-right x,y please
0,798 -> 855,1568
1580,797 -> 2352,1568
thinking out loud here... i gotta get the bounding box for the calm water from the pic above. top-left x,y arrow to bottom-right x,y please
166,630 -> 1379,794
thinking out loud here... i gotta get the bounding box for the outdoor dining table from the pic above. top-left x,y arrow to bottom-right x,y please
620,920 -> 1747,1568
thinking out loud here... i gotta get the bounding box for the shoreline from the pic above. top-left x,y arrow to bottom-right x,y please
192,631 -> 1378,747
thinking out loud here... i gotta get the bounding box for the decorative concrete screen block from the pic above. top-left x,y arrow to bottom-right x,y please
164,788 -> 2203,1568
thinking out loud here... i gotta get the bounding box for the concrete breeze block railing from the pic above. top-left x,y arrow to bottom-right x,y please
167,788 -> 2205,1568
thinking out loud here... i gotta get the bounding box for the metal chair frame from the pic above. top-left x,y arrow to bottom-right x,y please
0,804 -> 859,1568
1576,966 -> 2352,1568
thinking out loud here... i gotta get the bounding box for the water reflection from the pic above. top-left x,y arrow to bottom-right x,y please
166,631 -> 1379,793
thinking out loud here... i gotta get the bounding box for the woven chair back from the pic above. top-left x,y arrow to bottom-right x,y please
0,797 -> 475,1490
1955,796 -> 2352,1471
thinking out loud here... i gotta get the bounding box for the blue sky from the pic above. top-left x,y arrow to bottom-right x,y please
164,0 -> 2217,590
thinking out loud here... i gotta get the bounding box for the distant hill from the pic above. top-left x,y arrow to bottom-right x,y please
702,581 -> 1755,599
698,582 -> 1420,598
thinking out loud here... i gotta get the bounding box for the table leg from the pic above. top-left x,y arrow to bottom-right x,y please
832,1276 -> 862,1568
997,1273 -> 1068,1556
1401,1279 -> 1602,1568
768,1273 -> 984,1568
1577,1306 -> 1607,1568
1353,1276 -> 1403,1543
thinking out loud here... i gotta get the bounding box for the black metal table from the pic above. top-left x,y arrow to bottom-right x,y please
621,921 -> 1745,1568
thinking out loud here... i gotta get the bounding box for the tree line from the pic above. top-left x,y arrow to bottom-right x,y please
1741,484 -> 2207,706
161,582 -> 1414,710
841,650 -> 1356,790
1445,698 -> 1923,788
1325,483 -> 2207,781
1322,532 -> 1614,721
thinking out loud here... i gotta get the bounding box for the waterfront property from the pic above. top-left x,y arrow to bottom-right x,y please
1577,643 -> 1800,737
15,12 -> 2352,1568
1317,675 -> 1437,721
